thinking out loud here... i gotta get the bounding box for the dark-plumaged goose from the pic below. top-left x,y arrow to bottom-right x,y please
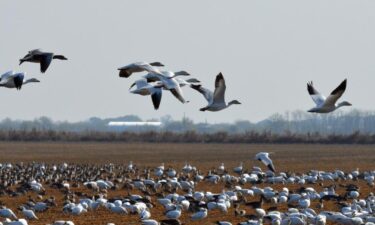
19,49 -> 68,73
0,71 -> 40,90
190,73 -> 241,111
118,62 -> 164,78
307,79 -> 351,113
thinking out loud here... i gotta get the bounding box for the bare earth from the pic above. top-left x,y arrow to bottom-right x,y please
0,142 -> 374,225
1,142 -> 374,171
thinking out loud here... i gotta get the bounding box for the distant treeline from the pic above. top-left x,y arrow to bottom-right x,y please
0,110 -> 375,143
0,129 -> 374,144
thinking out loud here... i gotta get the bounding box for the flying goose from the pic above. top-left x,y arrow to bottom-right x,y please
190,73 -> 241,111
143,70 -> 190,83
129,77 -> 198,110
19,49 -> 68,73
129,79 -> 163,110
0,71 -> 40,90
118,61 -> 164,78
255,152 -> 275,173
307,79 -> 351,113
143,71 -> 190,104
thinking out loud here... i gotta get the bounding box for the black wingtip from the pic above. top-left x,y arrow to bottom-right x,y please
331,79 -> 347,95
150,62 -> 164,67
307,81 -> 315,95
190,84 -> 202,91
267,164 -> 275,173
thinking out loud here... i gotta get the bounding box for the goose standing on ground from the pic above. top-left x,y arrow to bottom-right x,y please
0,71 -> 40,90
19,49 -> 68,73
307,79 -> 352,113
255,152 -> 275,172
190,73 -> 241,111
118,61 -> 164,78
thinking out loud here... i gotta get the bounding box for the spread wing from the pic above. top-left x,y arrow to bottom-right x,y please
190,84 -> 213,103
118,62 -> 161,78
130,79 -> 149,90
13,74 -> 24,89
307,81 -> 326,106
170,86 -> 187,103
255,152 -> 275,172
0,71 -> 15,82
213,73 -> 226,104
151,88 -> 162,110
40,53 -> 53,73
322,79 -> 347,107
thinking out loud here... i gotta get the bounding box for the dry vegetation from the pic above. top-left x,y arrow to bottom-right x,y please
0,142 -> 374,225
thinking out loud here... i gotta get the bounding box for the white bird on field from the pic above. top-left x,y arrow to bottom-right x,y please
307,79 -> 351,113
233,162 -> 243,174
216,222 -> 232,225
141,219 -> 159,225
190,72 -> 241,111
191,208 -> 208,221
20,207 -> 38,220
49,221 -> 74,225
4,218 -> 28,225
165,206 -> 182,219
140,209 -> 151,220
0,208 -> 18,219
0,71 -> 40,90
255,152 -> 275,172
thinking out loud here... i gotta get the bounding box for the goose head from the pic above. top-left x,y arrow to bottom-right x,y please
228,100 -> 241,106
24,78 -> 40,84
174,71 -> 190,76
337,101 -> 352,108
53,55 -> 68,60
307,108 -> 318,113
149,62 -> 164,67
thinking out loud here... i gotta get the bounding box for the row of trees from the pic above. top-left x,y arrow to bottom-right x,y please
0,110 -> 374,143
1,110 -> 375,133
0,130 -> 373,144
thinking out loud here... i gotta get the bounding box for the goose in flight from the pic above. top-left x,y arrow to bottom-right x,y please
143,71 -> 190,104
129,77 -> 198,109
307,79 -> 351,113
129,79 -> 163,110
0,71 -> 40,90
118,61 -> 164,78
143,70 -> 190,83
255,152 -> 275,172
190,72 -> 241,111
19,49 -> 68,73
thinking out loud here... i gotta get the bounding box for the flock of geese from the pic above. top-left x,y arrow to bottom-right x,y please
119,62 -> 241,111
0,153 -> 373,225
1,49 -> 352,113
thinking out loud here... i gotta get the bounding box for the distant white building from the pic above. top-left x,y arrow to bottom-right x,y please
108,121 -> 162,127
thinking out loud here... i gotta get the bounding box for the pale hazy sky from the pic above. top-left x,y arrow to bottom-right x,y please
1,1 -> 374,123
